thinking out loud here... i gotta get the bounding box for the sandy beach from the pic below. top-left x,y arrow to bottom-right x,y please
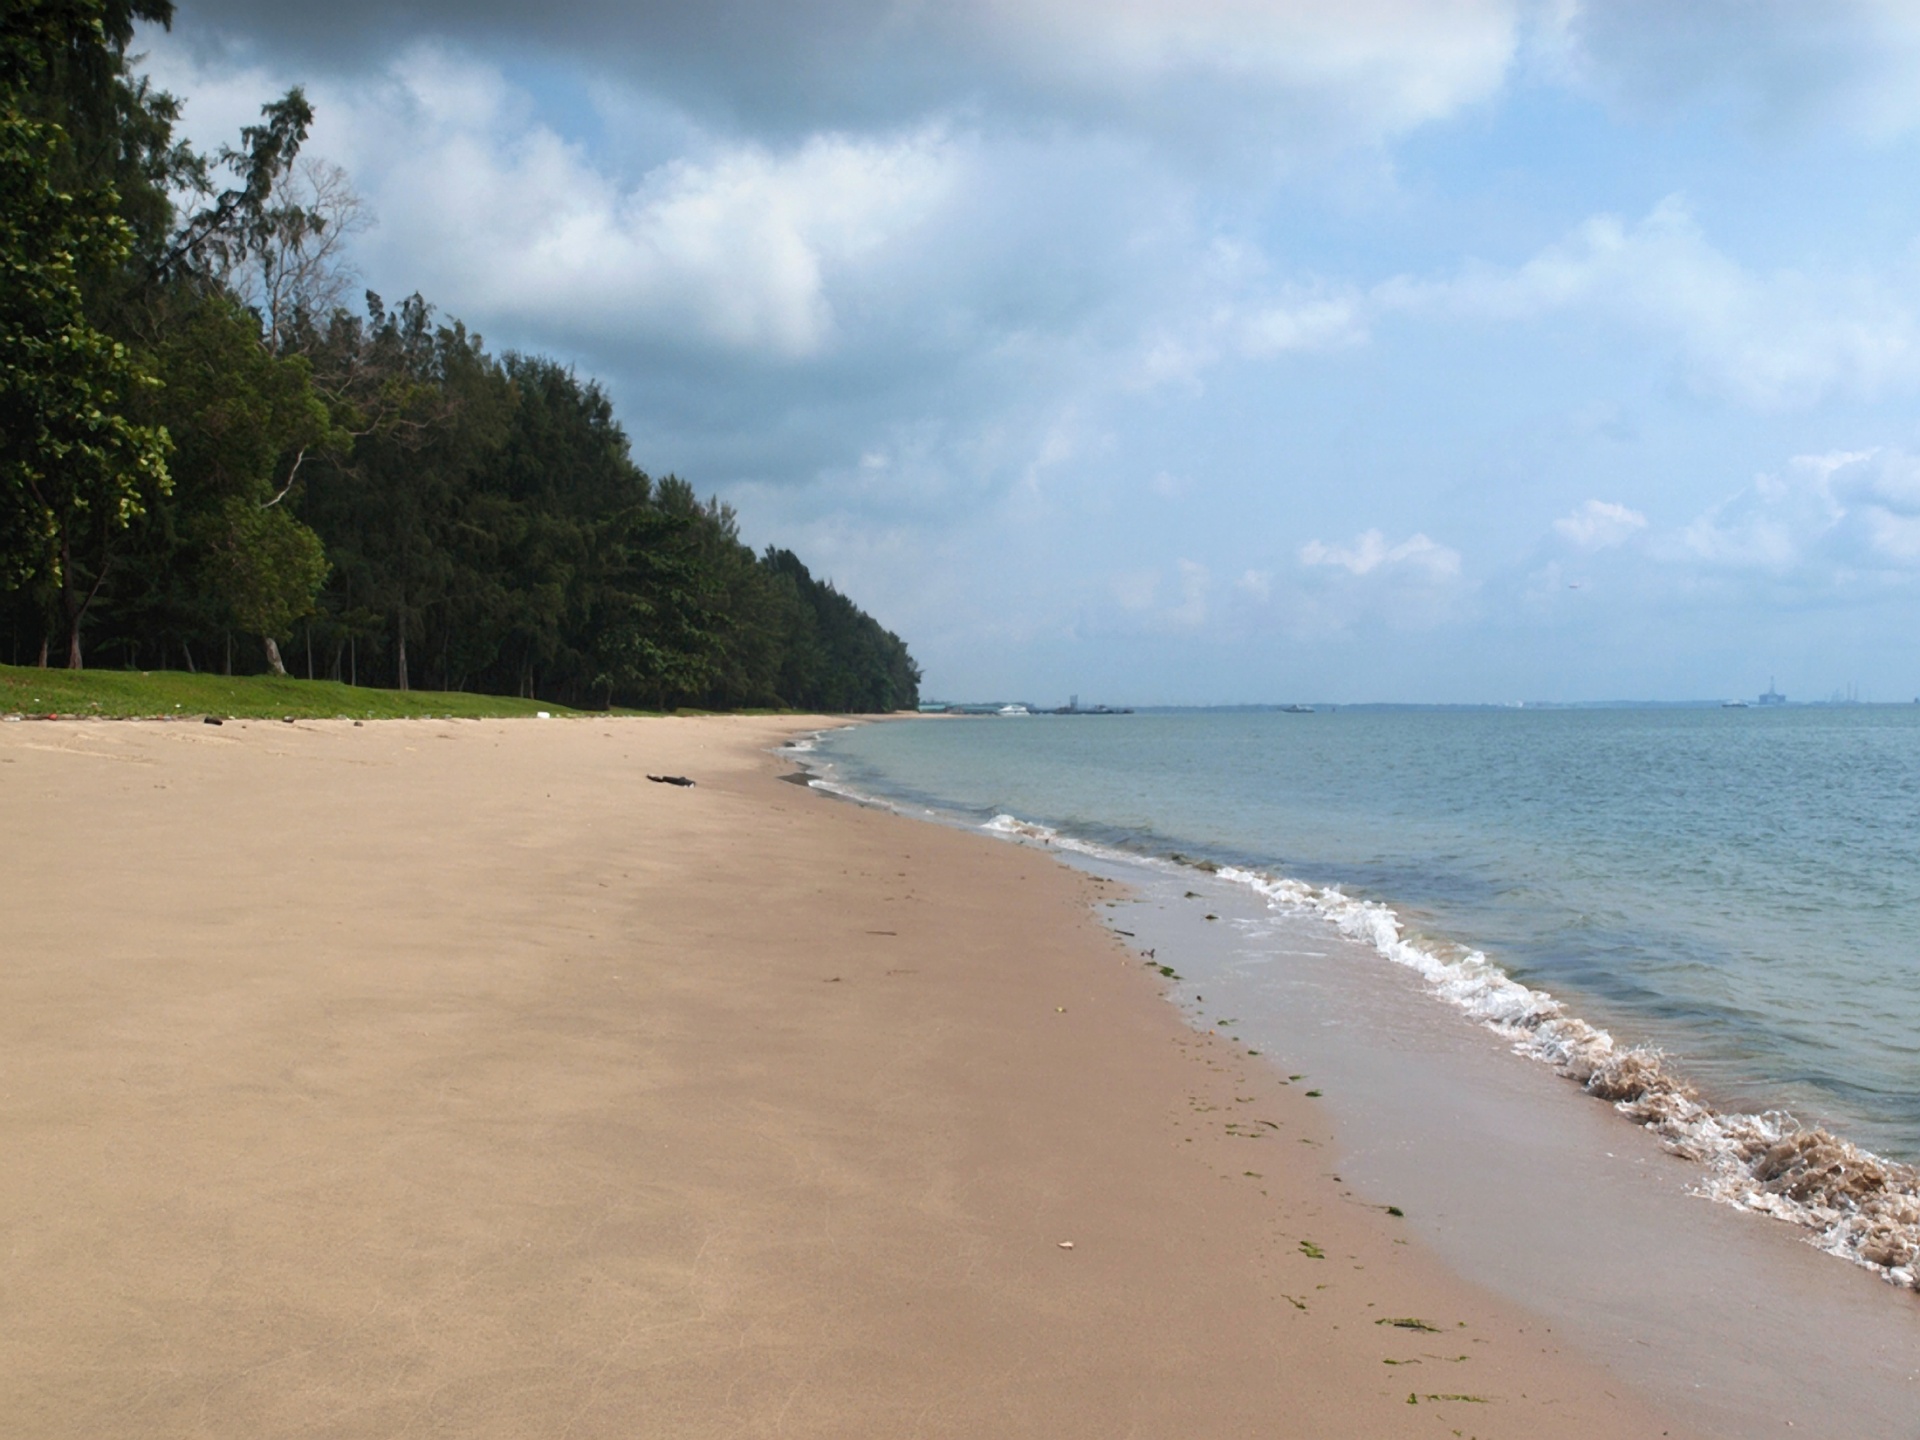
0,714 -> 1687,1437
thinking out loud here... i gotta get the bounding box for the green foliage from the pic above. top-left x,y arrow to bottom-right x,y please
0,18 -> 920,708
126,292 -> 338,645
284,330 -> 918,711
5,1 -> 195,297
162,86 -> 313,283
199,495 -> 328,640
761,547 -> 921,712
0,107 -> 170,662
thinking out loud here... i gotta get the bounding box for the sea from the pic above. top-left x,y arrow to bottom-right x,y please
797,705 -> 1920,1435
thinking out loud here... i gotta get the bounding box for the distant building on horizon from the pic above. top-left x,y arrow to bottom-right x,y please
1758,677 -> 1786,706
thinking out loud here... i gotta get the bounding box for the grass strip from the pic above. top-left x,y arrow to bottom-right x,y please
0,664 -> 595,721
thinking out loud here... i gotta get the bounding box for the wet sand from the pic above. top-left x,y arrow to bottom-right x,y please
0,714 -> 1687,1437
1089,851 -> 1920,1437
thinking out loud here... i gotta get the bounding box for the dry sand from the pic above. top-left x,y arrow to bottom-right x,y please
0,714 -> 1689,1437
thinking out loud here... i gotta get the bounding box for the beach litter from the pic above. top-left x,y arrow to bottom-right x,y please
648,774 -> 695,787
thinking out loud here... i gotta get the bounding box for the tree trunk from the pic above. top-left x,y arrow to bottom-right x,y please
61,541 -> 83,670
263,636 -> 288,677
182,640 -> 196,674
224,632 -> 232,676
396,613 -> 409,692
58,532 -> 112,671
36,635 -> 48,667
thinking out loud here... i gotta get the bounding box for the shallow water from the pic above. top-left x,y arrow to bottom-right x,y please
1075,855 -> 1920,1439
816,707 -> 1920,1159
802,708 -> 1920,1434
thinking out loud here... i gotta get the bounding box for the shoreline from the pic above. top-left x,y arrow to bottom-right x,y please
803,724 -> 1920,1435
2,714 -> 1684,1436
801,723 -> 1920,1291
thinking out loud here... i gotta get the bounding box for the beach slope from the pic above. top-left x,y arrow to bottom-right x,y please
0,715 -> 1683,1437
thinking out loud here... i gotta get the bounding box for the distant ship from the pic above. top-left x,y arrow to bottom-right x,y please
1282,704 -> 1315,713
1722,699 -> 1750,708
997,704 -> 1031,717
1757,677 -> 1786,706
1047,695 -> 1133,715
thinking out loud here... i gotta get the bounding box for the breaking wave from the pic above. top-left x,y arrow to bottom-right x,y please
978,811 -> 1920,1293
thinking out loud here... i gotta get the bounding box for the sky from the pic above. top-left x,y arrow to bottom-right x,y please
138,1 -> 1920,705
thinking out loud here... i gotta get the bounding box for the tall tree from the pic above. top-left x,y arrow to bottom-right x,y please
6,1 -> 195,317
1,13 -> 922,703
131,294 -> 338,673
0,1 -> 171,666
298,295 -> 508,691
109,86 -> 346,675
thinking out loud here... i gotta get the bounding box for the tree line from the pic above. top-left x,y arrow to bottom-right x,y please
0,1 -> 920,711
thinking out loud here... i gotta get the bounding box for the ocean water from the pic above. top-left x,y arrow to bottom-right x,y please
805,705 -> 1920,1286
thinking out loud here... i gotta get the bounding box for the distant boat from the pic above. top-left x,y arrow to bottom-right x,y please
1282,704 -> 1315,714
997,704 -> 1031,717
1723,699 -> 1750,708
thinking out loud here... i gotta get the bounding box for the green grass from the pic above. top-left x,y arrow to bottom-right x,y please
0,664 -> 594,720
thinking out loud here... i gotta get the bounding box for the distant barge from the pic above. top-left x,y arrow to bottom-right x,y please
916,698 -> 1133,716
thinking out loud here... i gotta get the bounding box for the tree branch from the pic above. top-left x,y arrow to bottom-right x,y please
261,445 -> 306,509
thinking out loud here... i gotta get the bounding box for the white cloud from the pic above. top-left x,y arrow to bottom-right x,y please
147,41 -> 962,362
1381,198 -> 1920,408
1250,528 -> 1476,638
352,54 -> 959,359
174,0 -> 1530,157
977,0 -> 1524,149
1164,197 -> 1920,409
1127,287 -> 1367,391
1554,498 -> 1648,549
1236,293 -> 1370,357
1676,449 -> 1920,577
1300,528 -> 1462,579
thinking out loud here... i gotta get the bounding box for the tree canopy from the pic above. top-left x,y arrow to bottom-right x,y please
0,4 -> 918,709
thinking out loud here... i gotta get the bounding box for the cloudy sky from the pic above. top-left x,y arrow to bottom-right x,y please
142,1 -> 1920,703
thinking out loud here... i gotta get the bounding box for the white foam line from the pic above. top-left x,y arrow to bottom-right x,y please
777,722 -> 860,757
978,813 -> 1920,1292
781,730 -> 946,817
794,763 -> 1920,1291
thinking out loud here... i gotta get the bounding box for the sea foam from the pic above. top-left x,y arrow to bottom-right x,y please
978,810 -> 1920,1291
1212,863 -> 1920,1290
